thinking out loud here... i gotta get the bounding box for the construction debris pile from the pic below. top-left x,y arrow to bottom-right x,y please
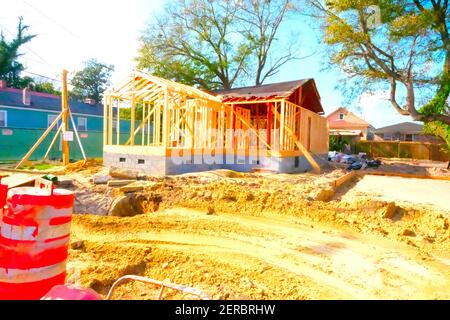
328,151 -> 381,171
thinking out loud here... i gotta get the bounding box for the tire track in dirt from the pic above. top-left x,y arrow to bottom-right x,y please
70,208 -> 450,299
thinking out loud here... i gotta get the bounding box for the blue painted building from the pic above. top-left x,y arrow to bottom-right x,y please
0,81 -> 112,161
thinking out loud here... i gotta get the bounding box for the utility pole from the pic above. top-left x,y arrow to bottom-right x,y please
62,70 -> 70,165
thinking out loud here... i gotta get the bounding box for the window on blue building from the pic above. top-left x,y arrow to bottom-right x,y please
78,117 -> 87,131
48,114 -> 60,130
0,110 -> 7,127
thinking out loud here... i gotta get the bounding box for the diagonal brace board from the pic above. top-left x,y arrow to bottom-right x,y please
232,109 -> 272,151
125,104 -> 158,145
16,112 -> 64,169
271,106 -> 321,173
42,125 -> 63,161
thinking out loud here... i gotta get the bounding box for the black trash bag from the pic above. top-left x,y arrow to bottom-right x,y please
367,159 -> 381,168
347,161 -> 363,171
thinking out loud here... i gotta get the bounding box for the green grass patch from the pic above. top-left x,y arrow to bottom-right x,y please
19,163 -> 57,171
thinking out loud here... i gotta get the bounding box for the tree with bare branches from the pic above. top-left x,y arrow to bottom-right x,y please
136,0 -> 298,90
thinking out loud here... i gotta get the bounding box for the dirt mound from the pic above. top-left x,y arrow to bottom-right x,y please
64,159 -> 103,174
63,168 -> 450,299
68,206 -> 450,300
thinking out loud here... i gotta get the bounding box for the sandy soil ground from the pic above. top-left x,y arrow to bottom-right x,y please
365,159 -> 450,177
341,175 -> 450,212
2,161 -> 450,300
63,164 -> 450,300
68,208 -> 450,300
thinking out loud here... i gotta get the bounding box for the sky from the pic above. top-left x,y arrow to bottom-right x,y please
0,0 -> 415,128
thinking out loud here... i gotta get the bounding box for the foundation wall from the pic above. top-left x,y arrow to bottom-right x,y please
104,148 -> 327,175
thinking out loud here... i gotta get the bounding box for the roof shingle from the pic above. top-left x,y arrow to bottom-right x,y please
0,88 -> 103,116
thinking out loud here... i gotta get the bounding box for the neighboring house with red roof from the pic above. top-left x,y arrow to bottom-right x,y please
326,107 -> 373,141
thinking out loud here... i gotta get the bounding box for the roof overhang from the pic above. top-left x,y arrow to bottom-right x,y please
329,129 -> 362,136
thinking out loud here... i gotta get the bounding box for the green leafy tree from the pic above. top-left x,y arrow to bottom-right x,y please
308,0 -> 450,147
31,81 -> 61,96
70,59 -> 114,102
0,17 -> 36,87
136,0 -> 297,90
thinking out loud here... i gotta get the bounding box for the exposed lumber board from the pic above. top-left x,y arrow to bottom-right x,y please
107,180 -> 137,187
16,112 -> 63,169
2,174 -> 44,188
120,184 -> 144,193
43,125 -> 63,161
330,171 -> 357,188
108,95 -> 113,145
232,109 -> 272,151
130,95 -> 135,145
223,99 -> 283,105
61,70 -> 70,166
103,95 -> 108,147
116,99 -> 121,145
124,104 -> 157,145
271,106 -> 321,174
163,88 -> 169,147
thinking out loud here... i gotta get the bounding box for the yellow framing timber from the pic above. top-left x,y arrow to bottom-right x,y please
116,99 -> 121,145
271,106 -> 321,174
16,112 -> 64,169
124,104 -> 157,145
231,109 -> 273,152
103,97 -> 108,146
130,95 -> 135,145
43,124 -> 63,161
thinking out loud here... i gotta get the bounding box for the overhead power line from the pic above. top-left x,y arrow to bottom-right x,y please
22,0 -> 81,40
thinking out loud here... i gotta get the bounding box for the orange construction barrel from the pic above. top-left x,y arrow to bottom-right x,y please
0,178 -> 74,300
0,177 -> 7,211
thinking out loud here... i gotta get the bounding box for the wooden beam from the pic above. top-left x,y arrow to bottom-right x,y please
280,100 -> 285,150
223,99 -> 282,105
124,104 -> 157,145
116,99 -> 121,145
103,95 -> 108,147
68,110 -> 87,161
108,95 -> 113,145
16,112 -> 63,169
61,70 -> 69,165
232,109 -> 272,151
163,89 -> 169,147
43,125 -> 63,161
142,100 -> 146,146
331,171 -> 356,188
266,103 -> 272,147
130,95 -> 135,145
272,106 -> 321,174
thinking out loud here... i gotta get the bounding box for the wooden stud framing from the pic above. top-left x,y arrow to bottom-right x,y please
103,71 -> 328,174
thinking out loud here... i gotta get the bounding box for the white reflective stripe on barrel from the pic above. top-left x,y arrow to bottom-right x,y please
0,261 -> 66,284
0,222 -> 71,241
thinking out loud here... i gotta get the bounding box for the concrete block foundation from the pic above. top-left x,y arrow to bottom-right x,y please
103,149 -> 328,176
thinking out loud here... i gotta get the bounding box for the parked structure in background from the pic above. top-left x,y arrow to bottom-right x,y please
327,107 -> 374,141
373,122 -> 443,143
0,80 -> 115,161
103,71 -> 329,175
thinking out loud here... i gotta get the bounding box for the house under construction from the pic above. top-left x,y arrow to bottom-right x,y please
103,70 -> 328,175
